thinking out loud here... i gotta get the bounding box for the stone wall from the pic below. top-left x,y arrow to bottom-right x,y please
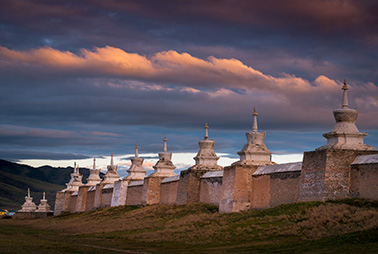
54,191 -> 65,216
160,176 -> 179,204
252,162 -> 301,208
86,187 -> 96,211
270,171 -> 301,207
251,175 -> 270,209
69,193 -> 78,213
126,181 -> 144,206
75,186 -> 89,213
100,184 -> 114,208
199,171 -> 223,206
219,165 -> 258,213
351,154 -> 378,200
141,176 -> 165,205
111,180 -> 129,207
299,149 -> 378,201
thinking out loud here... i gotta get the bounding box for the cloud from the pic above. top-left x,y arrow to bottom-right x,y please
0,149 -> 91,161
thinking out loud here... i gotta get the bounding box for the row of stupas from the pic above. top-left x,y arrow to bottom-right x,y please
63,79 -> 374,187
61,104 -> 280,189
19,188 -> 52,212
53,79 -> 377,214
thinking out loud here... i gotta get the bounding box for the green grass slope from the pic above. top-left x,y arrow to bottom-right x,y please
1,199 -> 377,253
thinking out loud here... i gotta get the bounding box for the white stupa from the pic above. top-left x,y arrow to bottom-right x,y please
36,192 -> 52,212
86,157 -> 102,186
102,152 -> 120,184
190,123 -> 223,171
150,135 -> 177,177
19,188 -> 37,212
235,106 -> 275,166
124,144 -> 147,181
317,80 -> 375,151
64,162 -> 83,192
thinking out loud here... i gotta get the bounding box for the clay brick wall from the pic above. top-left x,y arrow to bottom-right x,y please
63,190 -> 74,213
269,171 -> 300,207
75,186 -> 89,212
100,187 -> 114,208
219,165 -> 258,213
69,194 -> 77,212
141,177 -> 165,206
299,149 -> 378,202
176,169 -> 208,205
251,175 -> 270,209
350,163 -> 378,200
199,176 -> 222,206
126,184 -> 143,206
160,180 -> 179,204
54,192 -> 65,216
86,190 -> 96,211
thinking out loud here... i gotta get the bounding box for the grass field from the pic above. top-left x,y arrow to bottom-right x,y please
0,199 -> 377,253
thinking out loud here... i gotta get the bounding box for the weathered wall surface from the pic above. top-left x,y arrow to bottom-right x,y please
75,186 -> 89,213
63,191 -> 74,213
86,189 -> 96,211
251,175 -> 270,209
126,184 -> 143,206
199,176 -> 222,206
160,180 -> 179,204
219,165 -> 258,213
141,177 -> 165,206
69,194 -> 77,213
54,191 -> 65,216
299,149 -> 378,201
270,171 -> 300,207
350,163 -> 378,200
111,180 -> 129,207
176,169 -> 208,205
93,184 -> 104,209
100,185 -> 114,208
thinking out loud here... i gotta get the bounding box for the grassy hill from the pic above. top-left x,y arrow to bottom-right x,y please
0,159 -> 100,210
0,199 -> 377,253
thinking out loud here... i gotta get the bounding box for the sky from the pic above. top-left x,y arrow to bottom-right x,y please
1,0 -> 378,173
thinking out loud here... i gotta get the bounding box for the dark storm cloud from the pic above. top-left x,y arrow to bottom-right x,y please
0,149 -> 91,161
0,0 -> 377,162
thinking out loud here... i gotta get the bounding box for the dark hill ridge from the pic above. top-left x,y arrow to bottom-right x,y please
0,159 -> 103,210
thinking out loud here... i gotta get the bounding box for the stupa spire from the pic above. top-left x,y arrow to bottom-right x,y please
74,162 -> 77,173
252,106 -> 258,132
86,157 -> 101,186
342,79 -> 349,109
204,123 -> 209,140
163,135 -> 167,152
124,144 -> 146,181
317,78 -> 375,151
110,152 -> 114,166
43,192 -> 46,200
27,188 -> 30,198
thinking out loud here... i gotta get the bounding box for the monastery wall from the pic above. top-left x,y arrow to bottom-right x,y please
86,188 -> 96,211
69,193 -> 78,213
100,184 -> 114,208
53,191 -> 65,216
160,176 -> 179,204
75,186 -> 89,213
351,154 -> 378,200
199,171 -> 223,206
50,84 -> 378,216
126,181 -> 144,206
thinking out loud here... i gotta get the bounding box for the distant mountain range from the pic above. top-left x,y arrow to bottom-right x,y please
0,159 -> 102,210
